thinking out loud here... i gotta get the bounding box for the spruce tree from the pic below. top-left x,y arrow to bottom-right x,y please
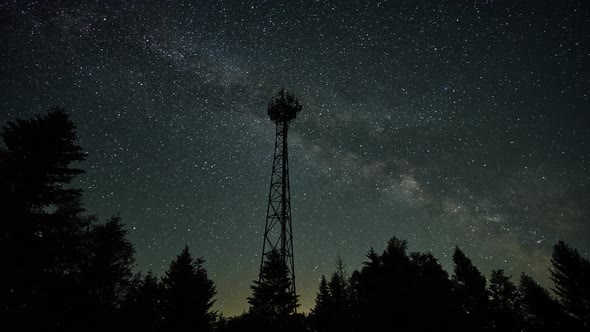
364,247 -> 381,269
410,252 -> 456,331
519,273 -> 566,331
0,108 -> 86,213
83,215 -> 135,309
311,275 -> 332,331
0,109 -> 92,330
162,245 -> 216,331
122,271 -> 164,331
451,246 -> 490,330
248,249 -> 299,327
550,240 -> 590,327
488,269 -> 522,331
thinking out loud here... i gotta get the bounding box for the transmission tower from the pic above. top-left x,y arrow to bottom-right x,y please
259,89 -> 302,298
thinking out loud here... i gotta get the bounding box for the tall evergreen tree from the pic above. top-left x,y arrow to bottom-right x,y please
451,246 -> 490,330
410,252 -> 457,331
550,240 -> 590,327
0,108 -> 86,214
311,275 -> 332,332
83,215 -> 135,310
328,256 -> 349,319
519,273 -> 567,331
349,237 -> 415,330
328,257 -> 353,331
122,271 -> 164,331
248,249 -> 299,329
0,109 -> 93,330
488,269 -> 522,331
363,247 -> 381,269
161,245 -> 216,331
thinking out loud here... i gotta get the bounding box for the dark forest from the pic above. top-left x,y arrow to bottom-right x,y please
1,109 -> 588,331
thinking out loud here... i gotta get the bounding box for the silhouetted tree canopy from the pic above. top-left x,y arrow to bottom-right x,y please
452,246 -> 490,330
311,275 -> 332,331
161,245 -> 216,331
0,108 -> 86,213
0,109 -> 133,331
310,257 -> 353,332
122,271 -> 164,331
488,269 -> 522,331
248,248 -> 299,330
83,215 -> 135,307
519,273 -> 568,331
1,109 -> 587,332
550,240 -> 590,327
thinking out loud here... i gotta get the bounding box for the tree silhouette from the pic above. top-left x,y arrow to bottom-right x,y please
410,251 -> 457,331
82,215 -> 135,312
122,271 -> 164,331
519,273 -> 567,331
161,245 -> 216,331
328,257 -> 351,327
248,248 -> 299,329
345,237 -> 418,330
311,275 -> 332,332
4,110 -> 590,332
310,257 -> 352,332
0,109 -> 96,330
488,269 -> 522,331
0,108 -> 86,214
550,240 -> 590,327
451,246 -> 490,330
364,246 -> 381,269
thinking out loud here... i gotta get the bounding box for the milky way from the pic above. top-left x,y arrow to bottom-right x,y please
1,0 -> 588,315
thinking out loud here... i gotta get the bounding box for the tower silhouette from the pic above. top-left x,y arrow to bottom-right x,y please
259,89 -> 302,299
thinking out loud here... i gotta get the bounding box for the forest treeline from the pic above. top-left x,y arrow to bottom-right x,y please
1,109 -> 588,331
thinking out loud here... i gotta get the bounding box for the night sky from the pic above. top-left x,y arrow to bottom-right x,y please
1,0 -> 589,316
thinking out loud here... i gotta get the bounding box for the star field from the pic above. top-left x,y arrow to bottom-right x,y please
1,0 -> 589,315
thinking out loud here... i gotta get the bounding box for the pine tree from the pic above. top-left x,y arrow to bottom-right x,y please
488,269 -> 522,331
1,109 -> 138,331
348,237 -> 415,330
451,246 -> 490,330
0,108 -> 86,214
122,271 -> 164,331
161,245 -> 216,331
83,215 -> 135,309
363,247 -> 381,269
329,256 -> 349,315
248,249 -> 299,328
410,252 -> 456,331
550,240 -> 590,327
329,257 -> 352,331
0,109 -> 92,330
311,275 -> 332,332
519,273 -> 566,331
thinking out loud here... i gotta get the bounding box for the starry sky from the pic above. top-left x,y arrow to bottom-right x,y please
1,0 -> 589,316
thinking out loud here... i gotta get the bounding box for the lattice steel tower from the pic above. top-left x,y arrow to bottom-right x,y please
259,89 -> 302,297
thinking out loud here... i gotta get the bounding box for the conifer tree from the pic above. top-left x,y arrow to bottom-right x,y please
410,252 -> 456,331
519,273 -> 566,331
364,247 -> 381,269
0,109 -> 92,330
248,249 -> 299,328
83,215 -> 135,309
488,269 -> 522,331
162,245 -> 216,331
0,108 -> 86,214
329,256 -> 349,315
451,246 -> 490,330
311,275 -> 332,331
122,271 -> 164,331
550,240 -> 590,327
